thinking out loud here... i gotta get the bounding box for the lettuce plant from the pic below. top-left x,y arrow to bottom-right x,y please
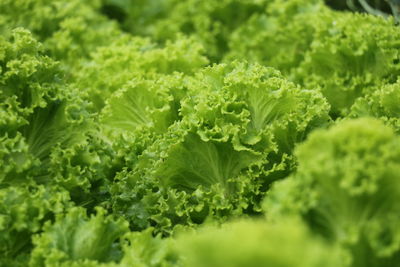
265,118 -> 400,266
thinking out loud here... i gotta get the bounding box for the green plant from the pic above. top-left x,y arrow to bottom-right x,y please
1,0 -> 400,266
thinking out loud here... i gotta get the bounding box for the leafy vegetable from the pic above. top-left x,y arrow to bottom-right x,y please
175,218 -> 343,267
1,0 -> 400,266
31,207 -> 129,267
265,118 -> 400,266
109,62 -> 329,234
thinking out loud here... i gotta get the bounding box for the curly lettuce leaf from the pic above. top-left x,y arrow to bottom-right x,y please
100,76 -> 182,138
110,121 -> 263,234
118,228 -> 178,267
0,184 -> 71,267
350,80 -> 400,133
30,207 -> 129,267
74,36 -> 207,111
183,62 -> 330,174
